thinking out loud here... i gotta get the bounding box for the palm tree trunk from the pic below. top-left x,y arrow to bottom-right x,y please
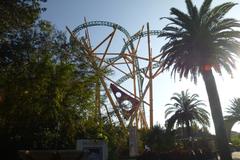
182,124 -> 185,138
186,121 -> 191,138
202,69 -> 232,160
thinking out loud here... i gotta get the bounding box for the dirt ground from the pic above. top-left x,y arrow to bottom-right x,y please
232,152 -> 240,160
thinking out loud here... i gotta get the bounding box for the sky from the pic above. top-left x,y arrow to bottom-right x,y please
41,0 -> 240,133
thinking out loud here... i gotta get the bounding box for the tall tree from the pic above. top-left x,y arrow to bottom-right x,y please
224,98 -> 240,139
159,0 -> 240,159
226,98 -> 240,120
0,0 -> 46,66
165,90 -> 209,138
0,0 -> 45,34
0,20 -> 99,149
0,0 -> 105,150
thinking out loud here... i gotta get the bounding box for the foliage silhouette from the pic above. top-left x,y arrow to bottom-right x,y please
159,0 -> 240,159
165,90 -> 209,138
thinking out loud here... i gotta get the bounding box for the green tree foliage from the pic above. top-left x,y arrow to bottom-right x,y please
139,125 -> 175,152
165,90 -> 209,138
231,134 -> 240,146
0,0 -> 45,34
103,125 -> 128,160
0,1 -> 129,156
224,98 -> 240,140
0,0 -> 46,66
0,19 -> 98,149
159,0 -> 240,159
0,1 -> 127,153
0,0 -> 106,149
225,98 -> 240,120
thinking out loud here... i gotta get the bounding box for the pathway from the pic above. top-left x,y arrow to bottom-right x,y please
232,152 -> 240,160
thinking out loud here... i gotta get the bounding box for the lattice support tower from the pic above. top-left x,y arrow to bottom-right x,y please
67,19 -> 164,129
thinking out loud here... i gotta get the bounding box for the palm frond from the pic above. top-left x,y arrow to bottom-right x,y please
159,0 -> 240,82
199,0 -> 212,18
164,90 -> 209,131
161,17 -> 187,29
214,39 -> 240,55
162,26 -> 181,32
225,98 -> 240,119
186,0 -> 194,17
211,18 -> 240,33
170,8 -> 191,23
206,2 -> 237,26
214,30 -> 240,39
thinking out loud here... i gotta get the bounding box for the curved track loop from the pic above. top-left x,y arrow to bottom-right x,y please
116,60 -> 162,85
72,21 -> 162,66
72,21 -> 132,63
72,20 -> 163,128
72,20 -> 163,90
121,30 -> 162,53
72,20 -> 131,39
106,30 -> 163,63
116,30 -> 163,85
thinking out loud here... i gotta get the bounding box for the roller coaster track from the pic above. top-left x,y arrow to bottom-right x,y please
72,20 -> 131,39
72,20 -> 163,85
116,62 -> 162,85
72,20 -> 133,63
116,30 -> 162,85
121,30 -> 162,53
72,20 -> 162,66
106,30 -> 162,63
72,20 -> 163,128
117,29 -> 163,129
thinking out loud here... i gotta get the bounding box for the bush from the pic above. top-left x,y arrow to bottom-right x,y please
139,125 -> 175,152
231,134 -> 240,146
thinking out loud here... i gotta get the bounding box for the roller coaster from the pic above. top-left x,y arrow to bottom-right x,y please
68,19 -> 164,129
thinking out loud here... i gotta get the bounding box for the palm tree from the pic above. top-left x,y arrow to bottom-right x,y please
165,90 -> 210,138
159,0 -> 240,159
226,98 -> 240,120
224,98 -> 240,138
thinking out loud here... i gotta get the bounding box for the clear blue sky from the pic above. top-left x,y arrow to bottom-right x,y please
41,0 -> 240,133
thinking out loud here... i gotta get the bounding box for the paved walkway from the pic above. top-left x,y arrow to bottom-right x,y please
232,152 -> 240,160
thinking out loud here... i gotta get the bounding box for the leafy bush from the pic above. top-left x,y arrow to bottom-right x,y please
231,134 -> 240,146
139,125 -> 175,152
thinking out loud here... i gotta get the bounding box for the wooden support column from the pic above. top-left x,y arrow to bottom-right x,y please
147,23 -> 153,129
132,50 -> 138,127
84,17 -> 92,50
95,80 -> 101,119
66,27 -> 125,128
